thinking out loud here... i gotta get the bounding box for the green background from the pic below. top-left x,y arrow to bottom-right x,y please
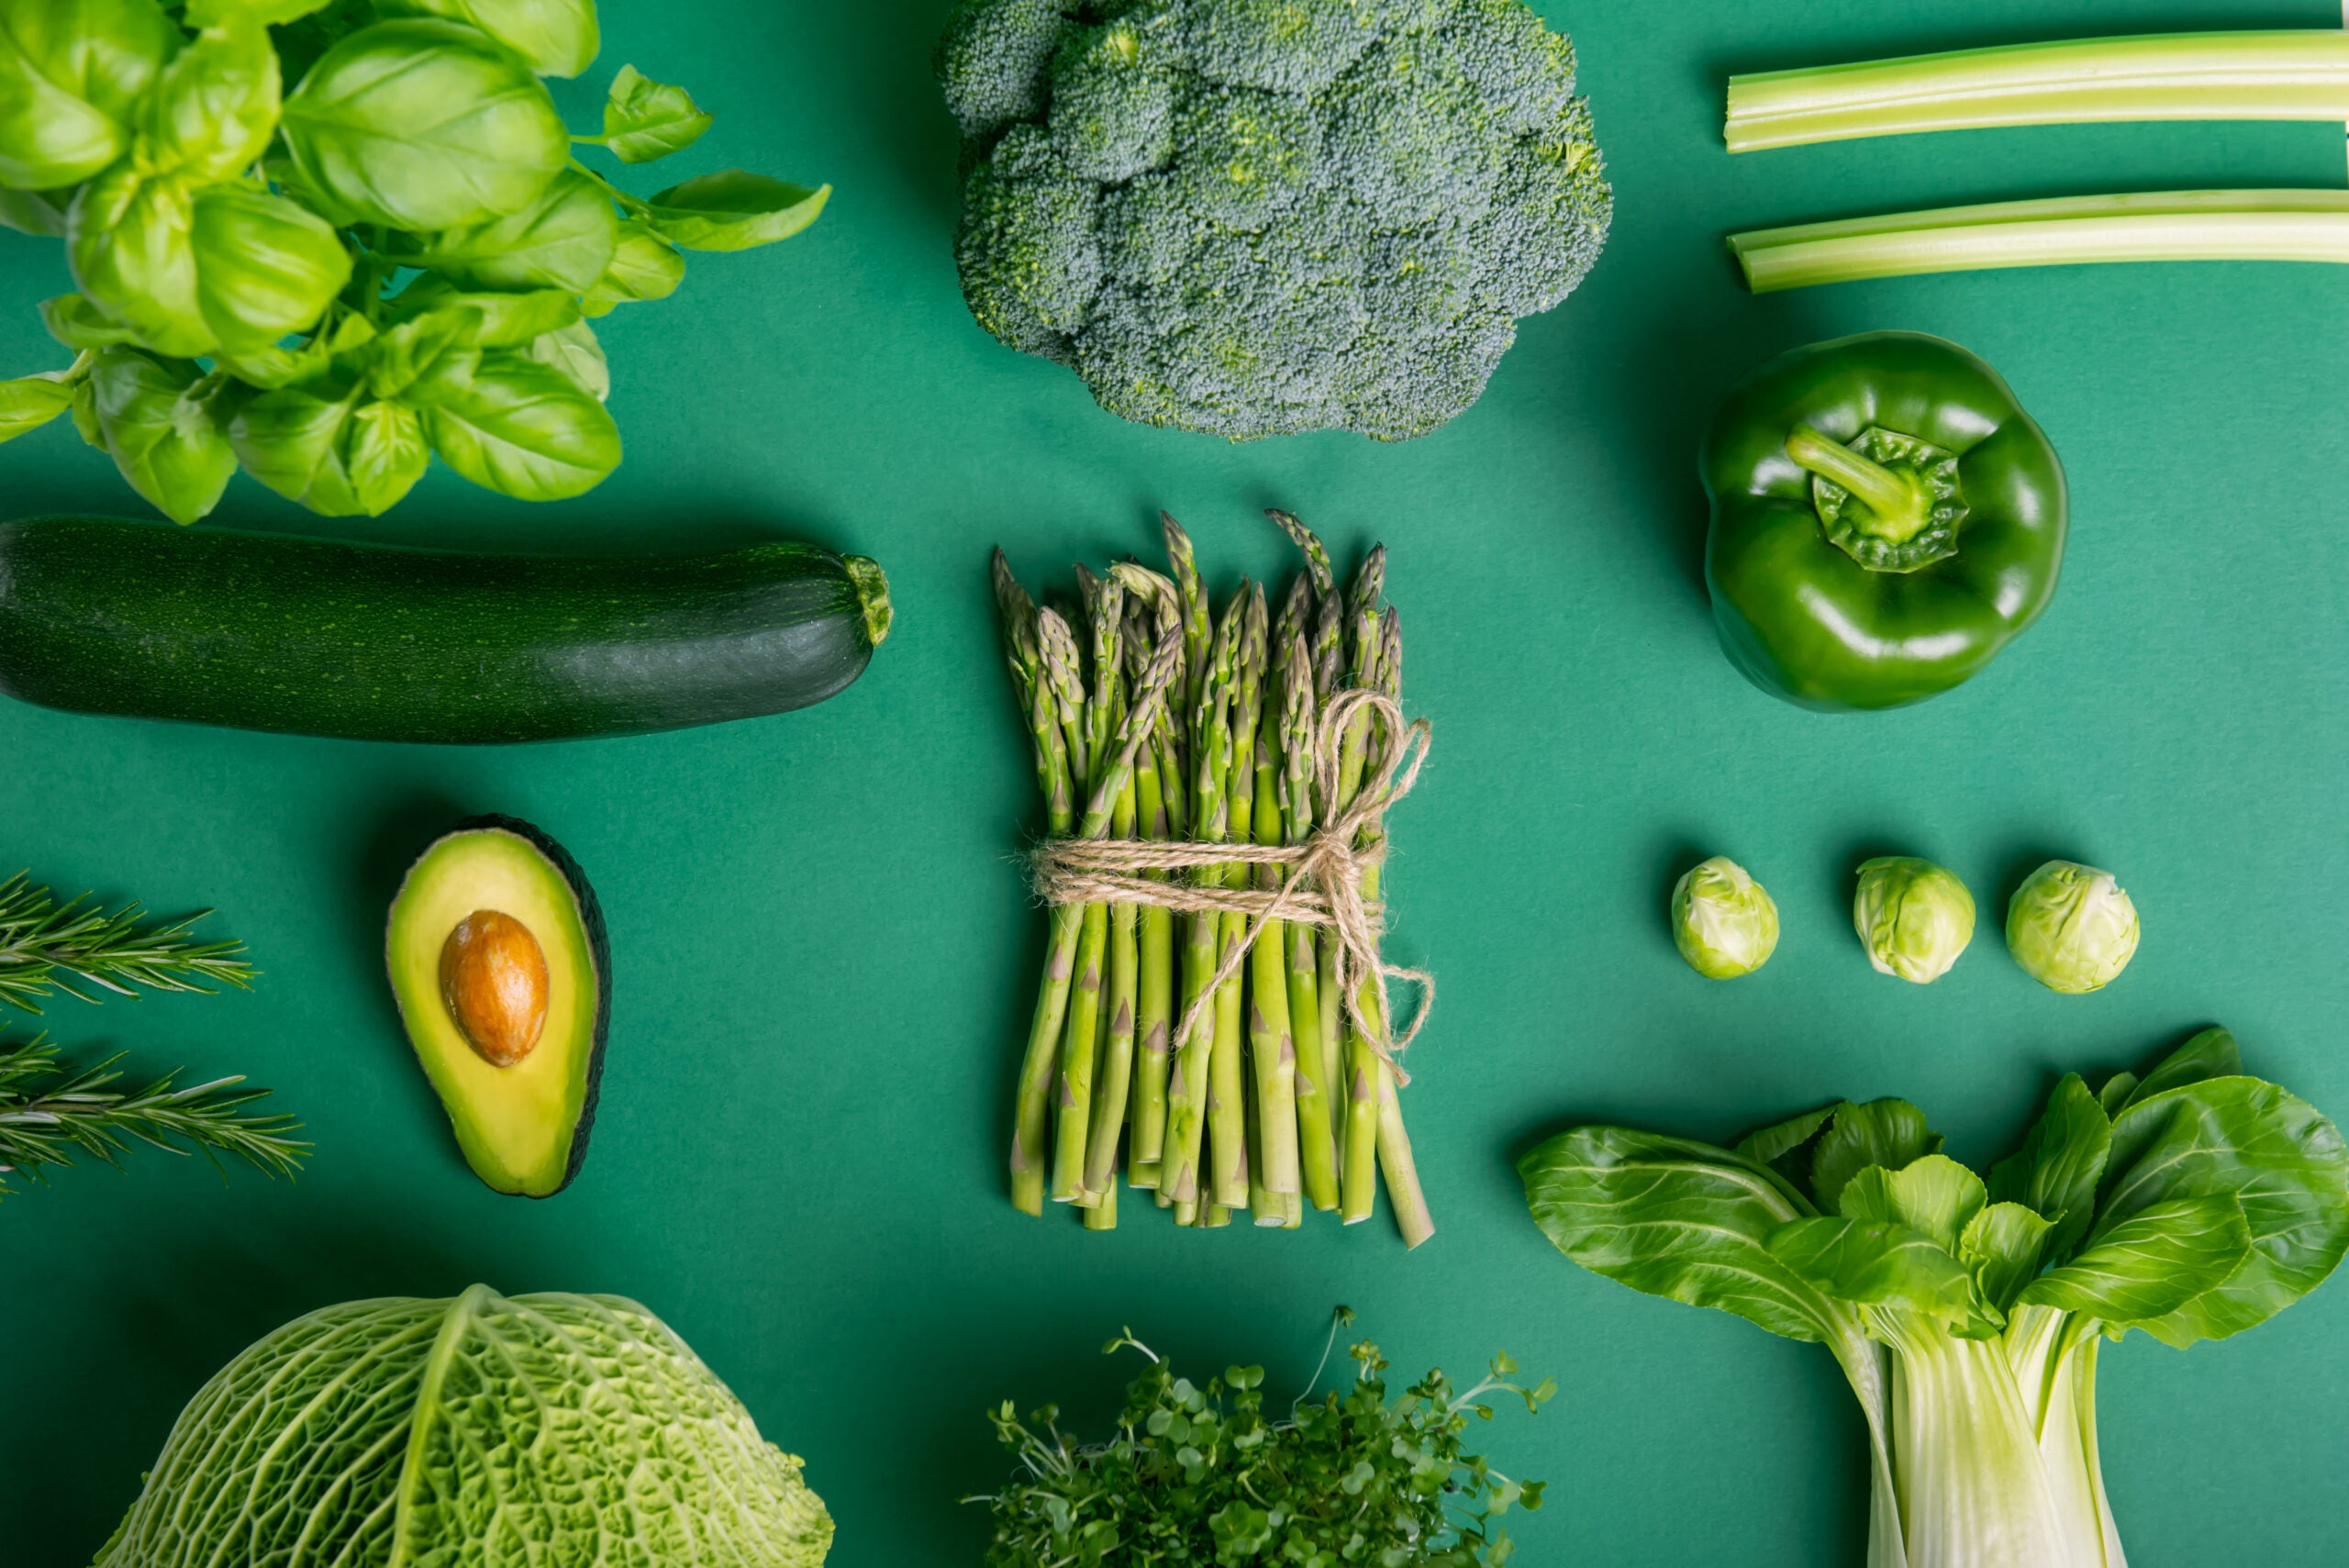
3,0 -> 2345,1561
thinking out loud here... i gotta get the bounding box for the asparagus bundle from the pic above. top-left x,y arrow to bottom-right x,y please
995,511 -> 1434,1248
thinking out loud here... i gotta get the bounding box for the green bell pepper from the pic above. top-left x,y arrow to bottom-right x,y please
1701,331 -> 2066,710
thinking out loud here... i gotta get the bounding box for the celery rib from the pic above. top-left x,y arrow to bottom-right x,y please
1728,190 -> 2349,292
1726,31 -> 2349,151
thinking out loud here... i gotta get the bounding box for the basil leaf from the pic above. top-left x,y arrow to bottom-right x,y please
377,0 -> 600,79
85,348 -> 239,524
139,20 -> 280,183
519,318 -> 607,401
581,219 -> 683,316
1766,1216 -> 1981,1329
1809,1098 -> 1941,1216
2019,1195 -> 2252,1330
280,19 -> 568,231
640,170 -> 829,252
185,0 -> 337,24
0,185 -> 71,236
68,167 -> 206,357
410,347 -> 618,500
231,387 -> 427,516
189,184 -> 351,352
390,168 -> 618,293
0,0 -> 179,189
345,399 -> 429,513
1957,1202 -> 2054,1315
39,293 -> 139,350
1987,1073 -> 2110,1264
390,278 -> 581,347
601,63 -> 711,163
0,374 -> 73,443
1520,1127 -> 1856,1346
2095,1073 -> 2349,1347
364,312 -> 479,401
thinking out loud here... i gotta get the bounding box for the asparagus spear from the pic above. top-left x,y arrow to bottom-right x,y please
1208,584 -> 1267,1209
1276,628 -> 1339,1212
1336,550 -> 1386,1225
1006,603 -> 1087,1215
1162,590 -> 1239,1207
1247,615 -> 1301,1207
1369,605 -> 1433,1249
1108,568 -> 1185,1188
1049,574 -> 1128,1204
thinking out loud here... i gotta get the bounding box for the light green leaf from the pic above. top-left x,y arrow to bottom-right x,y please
640,170 -> 829,252
1958,1201 -> 2054,1314
2097,1073 -> 2349,1347
601,63 -> 712,163
521,318 -> 607,401
216,310 -> 373,391
391,167 -> 618,293
2121,1027 -> 2243,1112
39,294 -> 138,350
229,384 -> 363,513
410,347 -> 619,500
395,282 -> 581,348
0,375 -> 73,442
364,312 -> 479,401
1766,1216 -> 1982,1329
346,399 -> 429,513
377,0 -> 600,77
280,18 -> 569,230
0,185 -> 71,235
1987,1073 -> 2110,1265
68,167 -> 206,357
2020,1195 -> 2252,1330
1520,1127 -> 1856,1347
185,0 -> 336,24
1731,1104 -> 1834,1168
85,348 -> 239,523
1810,1098 -> 1941,1216
189,184 -> 351,352
139,19 -> 281,183
0,0 -> 180,190
581,218 -> 684,316
1836,1153 -> 1986,1252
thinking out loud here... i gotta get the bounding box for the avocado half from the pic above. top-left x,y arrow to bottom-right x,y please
385,816 -> 609,1197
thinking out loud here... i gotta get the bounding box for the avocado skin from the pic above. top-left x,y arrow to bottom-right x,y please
399,815 -> 611,1197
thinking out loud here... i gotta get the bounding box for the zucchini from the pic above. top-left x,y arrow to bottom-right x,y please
0,517 -> 891,743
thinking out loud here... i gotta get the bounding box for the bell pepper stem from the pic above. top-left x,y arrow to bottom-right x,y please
1785,425 -> 1931,541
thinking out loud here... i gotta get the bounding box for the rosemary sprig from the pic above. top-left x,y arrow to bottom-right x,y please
0,872 -> 257,1013
0,1036 -> 308,1195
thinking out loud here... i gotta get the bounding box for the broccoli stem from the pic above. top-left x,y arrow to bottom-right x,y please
1730,189 -> 2349,293
1726,30 -> 2349,152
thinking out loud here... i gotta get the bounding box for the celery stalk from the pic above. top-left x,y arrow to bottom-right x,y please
1728,189 -> 2349,293
1727,30 -> 2349,151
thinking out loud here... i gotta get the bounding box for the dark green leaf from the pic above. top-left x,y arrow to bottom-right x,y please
1810,1098 -> 1941,1216
1988,1073 -> 2110,1264
0,0 -> 178,189
2121,1028 -> 2243,1113
640,170 -> 829,252
2096,1073 -> 2349,1346
2020,1195 -> 2252,1329
1520,1127 -> 1854,1345
580,219 -> 684,315
2097,1072 -> 2139,1118
410,346 -> 618,500
1765,1216 -> 1980,1327
389,168 -> 618,294
85,349 -> 238,524
279,18 -> 569,230
376,0 -> 600,78
600,63 -> 711,163
0,375 -> 73,443
1958,1201 -> 2054,1314
1835,1153 -> 1985,1251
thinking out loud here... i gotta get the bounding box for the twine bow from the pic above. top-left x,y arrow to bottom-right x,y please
1028,687 -> 1433,1085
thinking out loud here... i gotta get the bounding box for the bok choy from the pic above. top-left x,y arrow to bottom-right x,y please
1519,1027 -> 2349,1568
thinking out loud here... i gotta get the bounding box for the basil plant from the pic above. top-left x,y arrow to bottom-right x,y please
1522,1027 -> 2349,1568
0,0 -> 828,522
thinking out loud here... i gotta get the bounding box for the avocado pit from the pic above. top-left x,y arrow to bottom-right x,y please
440,909 -> 548,1067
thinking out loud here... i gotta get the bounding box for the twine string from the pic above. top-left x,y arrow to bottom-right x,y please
1029,688 -> 1433,1086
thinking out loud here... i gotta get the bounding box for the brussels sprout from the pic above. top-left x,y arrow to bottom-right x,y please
1853,856 -> 1976,984
2007,860 -> 2139,993
1671,855 -> 1778,979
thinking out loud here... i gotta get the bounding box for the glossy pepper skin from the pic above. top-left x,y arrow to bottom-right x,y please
1701,331 -> 2065,710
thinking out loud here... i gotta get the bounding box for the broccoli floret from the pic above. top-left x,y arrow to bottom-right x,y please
938,0 -> 1610,441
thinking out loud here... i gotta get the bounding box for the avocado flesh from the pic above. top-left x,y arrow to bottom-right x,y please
386,821 -> 607,1197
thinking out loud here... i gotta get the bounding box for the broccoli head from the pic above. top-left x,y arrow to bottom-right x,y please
938,0 -> 1611,441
